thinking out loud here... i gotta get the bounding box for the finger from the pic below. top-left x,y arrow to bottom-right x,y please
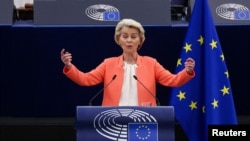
66,55 -> 73,61
63,53 -> 72,60
186,58 -> 194,62
185,62 -> 194,67
60,48 -> 65,56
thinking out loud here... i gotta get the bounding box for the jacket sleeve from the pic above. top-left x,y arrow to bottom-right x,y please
155,61 -> 195,87
62,63 -> 105,86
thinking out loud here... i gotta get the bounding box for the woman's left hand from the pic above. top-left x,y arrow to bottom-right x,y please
185,57 -> 195,74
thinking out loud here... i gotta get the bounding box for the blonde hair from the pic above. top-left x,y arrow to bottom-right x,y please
114,19 -> 145,50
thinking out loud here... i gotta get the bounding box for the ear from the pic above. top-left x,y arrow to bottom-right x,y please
137,44 -> 141,50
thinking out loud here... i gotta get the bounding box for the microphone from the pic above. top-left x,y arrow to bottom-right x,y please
88,74 -> 117,106
133,75 -> 160,106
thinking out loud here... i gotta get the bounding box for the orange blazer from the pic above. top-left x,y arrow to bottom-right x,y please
63,55 -> 195,106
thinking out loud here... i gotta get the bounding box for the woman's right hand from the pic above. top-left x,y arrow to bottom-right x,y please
60,48 -> 72,69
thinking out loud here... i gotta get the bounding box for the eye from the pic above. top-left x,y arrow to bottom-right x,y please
131,34 -> 139,39
121,34 -> 129,38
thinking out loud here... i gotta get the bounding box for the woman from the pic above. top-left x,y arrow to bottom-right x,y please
60,18 -> 195,106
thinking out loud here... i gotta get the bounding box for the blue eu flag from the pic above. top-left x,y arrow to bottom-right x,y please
234,11 -> 250,20
103,11 -> 120,21
128,123 -> 158,141
169,0 -> 238,141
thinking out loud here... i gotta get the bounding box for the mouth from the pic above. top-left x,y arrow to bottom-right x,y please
126,45 -> 133,48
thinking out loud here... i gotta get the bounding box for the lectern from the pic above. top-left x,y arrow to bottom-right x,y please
76,106 -> 174,141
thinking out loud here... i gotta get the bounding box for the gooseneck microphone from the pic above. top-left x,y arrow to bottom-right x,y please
133,75 -> 160,106
88,74 -> 117,106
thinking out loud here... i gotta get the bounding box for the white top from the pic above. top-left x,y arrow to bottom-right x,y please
14,0 -> 33,8
118,62 -> 138,106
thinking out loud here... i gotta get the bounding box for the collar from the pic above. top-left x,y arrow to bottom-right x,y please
117,54 -> 143,68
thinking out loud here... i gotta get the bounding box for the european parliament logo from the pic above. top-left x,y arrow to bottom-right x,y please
128,123 -> 158,141
216,3 -> 250,20
85,4 -> 120,21
93,109 -> 158,141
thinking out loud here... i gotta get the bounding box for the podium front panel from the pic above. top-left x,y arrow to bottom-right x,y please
76,106 -> 174,141
34,0 -> 171,26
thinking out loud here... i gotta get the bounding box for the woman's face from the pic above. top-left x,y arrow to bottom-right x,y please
118,26 -> 141,54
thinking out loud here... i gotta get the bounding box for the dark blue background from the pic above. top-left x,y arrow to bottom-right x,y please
0,24 -> 249,117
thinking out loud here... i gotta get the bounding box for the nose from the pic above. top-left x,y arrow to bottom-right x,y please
126,37 -> 132,42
